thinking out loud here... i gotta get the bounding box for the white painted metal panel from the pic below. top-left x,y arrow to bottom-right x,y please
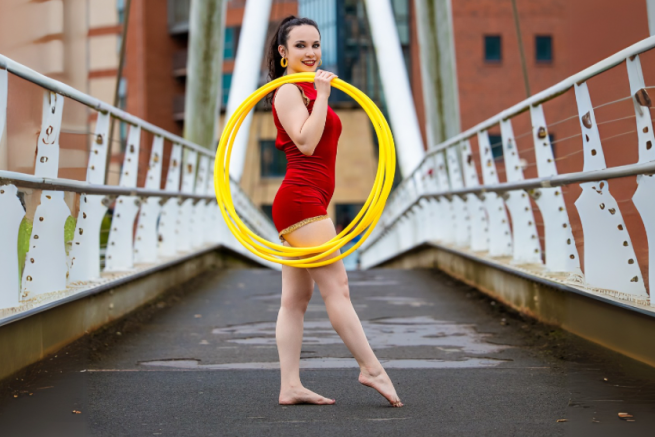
574,83 -> 607,172
105,125 -> 142,272
433,152 -> 455,245
0,67 -> 7,166
86,113 -> 111,184
177,150 -> 198,253
529,104 -> 580,273
446,146 -> 469,247
460,140 -> 488,252
118,125 -> 141,188
627,56 -> 655,304
68,113 -> 112,283
104,196 -> 140,271
500,120 -> 541,264
134,136 -> 165,264
23,92 -> 71,297
576,181 -> 647,298
21,191 -> 71,298
191,156 -> 210,249
574,83 -> 646,298
34,92 -> 64,178
477,131 -> 512,256
0,185 -> 25,309
626,55 -> 655,165
633,175 -> 655,305
159,143 -> 183,256
67,195 -> 107,284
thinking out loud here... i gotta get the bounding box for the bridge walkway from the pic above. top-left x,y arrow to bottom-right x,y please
1,268 -> 654,436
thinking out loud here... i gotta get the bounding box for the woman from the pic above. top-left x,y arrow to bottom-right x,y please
267,16 -> 403,408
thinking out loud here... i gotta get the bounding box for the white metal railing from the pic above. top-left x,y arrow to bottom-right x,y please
360,36 -> 655,309
0,54 -> 277,321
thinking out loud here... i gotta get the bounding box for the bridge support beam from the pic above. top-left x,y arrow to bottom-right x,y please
413,0 -> 460,145
184,0 -> 228,149
365,0 -> 425,177
225,0 -> 273,181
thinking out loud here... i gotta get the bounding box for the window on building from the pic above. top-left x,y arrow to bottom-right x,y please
222,73 -> 232,107
224,27 -> 236,60
548,133 -> 556,156
260,140 -> 286,178
484,36 -> 502,62
488,134 -> 503,160
535,36 -> 553,62
260,204 -> 273,221
335,203 -> 363,234
117,0 -> 126,24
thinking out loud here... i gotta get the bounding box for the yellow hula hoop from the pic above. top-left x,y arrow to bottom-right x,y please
214,72 -> 396,268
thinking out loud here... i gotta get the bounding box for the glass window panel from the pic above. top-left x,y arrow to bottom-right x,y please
260,140 -> 287,178
484,35 -> 502,62
536,35 -> 552,62
488,134 -> 503,159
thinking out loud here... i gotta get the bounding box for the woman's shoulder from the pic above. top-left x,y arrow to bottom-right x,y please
274,82 -> 312,107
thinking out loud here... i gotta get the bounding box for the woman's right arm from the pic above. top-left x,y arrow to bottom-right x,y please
274,70 -> 337,156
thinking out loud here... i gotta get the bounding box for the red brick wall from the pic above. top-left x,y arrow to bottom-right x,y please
449,0 -> 653,290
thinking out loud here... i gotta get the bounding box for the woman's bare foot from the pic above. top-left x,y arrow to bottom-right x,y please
359,367 -> 403,407
279,385 -> 336,405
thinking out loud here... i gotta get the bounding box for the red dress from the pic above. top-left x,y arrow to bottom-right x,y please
271,82 -> 343,241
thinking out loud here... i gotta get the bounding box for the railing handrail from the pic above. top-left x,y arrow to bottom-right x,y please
387,34 -> 655,206
0,54 -> 214,159
365,159 -> 655,248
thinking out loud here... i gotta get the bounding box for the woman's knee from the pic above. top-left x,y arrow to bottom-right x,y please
280,288 -> 313,313
318,272 -> 350,301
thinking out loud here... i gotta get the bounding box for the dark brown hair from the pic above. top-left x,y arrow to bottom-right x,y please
265,15 -> 320,103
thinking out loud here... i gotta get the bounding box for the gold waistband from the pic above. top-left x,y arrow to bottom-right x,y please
278,215 -> 329,241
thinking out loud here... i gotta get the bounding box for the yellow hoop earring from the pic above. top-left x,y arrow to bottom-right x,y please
280,57 -> 288,68
319,59 -> 322,66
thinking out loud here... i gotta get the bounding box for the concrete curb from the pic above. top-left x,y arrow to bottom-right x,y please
0,246 -> 264,382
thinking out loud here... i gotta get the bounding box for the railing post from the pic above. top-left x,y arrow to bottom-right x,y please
627,55 -> 655,305
477,130 -> 512,256
133,135 -> 165,264
191,155 -> 210,249
0,65 -> 6,168
446,145 -> 470,247
0,67 -> 26,309
104,125 -> 142,271
68,113 -> 111,283
573,82 -> 647,300
433,151 -> 456,244
177,149 -> 198,253
205,164 -> 223,245
529,104 -> 581,273
21,92 -> 71,298
500,119 -> 542,264
0,185 -> 25,309
460,140 -> 488,251
158,143 -> 183,256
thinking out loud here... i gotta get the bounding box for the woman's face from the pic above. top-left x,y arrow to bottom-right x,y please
279,25 -> 321,73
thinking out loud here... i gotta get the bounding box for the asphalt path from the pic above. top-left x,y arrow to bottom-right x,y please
1,268 -> 654,436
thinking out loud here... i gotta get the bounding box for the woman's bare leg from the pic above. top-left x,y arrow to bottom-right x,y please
277,241 -> 335,405
284,220 -> 403,407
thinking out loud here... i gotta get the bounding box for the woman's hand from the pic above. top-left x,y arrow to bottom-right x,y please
314,70 -> 338,100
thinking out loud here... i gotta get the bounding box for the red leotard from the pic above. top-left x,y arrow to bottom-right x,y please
271,81 -> 342,240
